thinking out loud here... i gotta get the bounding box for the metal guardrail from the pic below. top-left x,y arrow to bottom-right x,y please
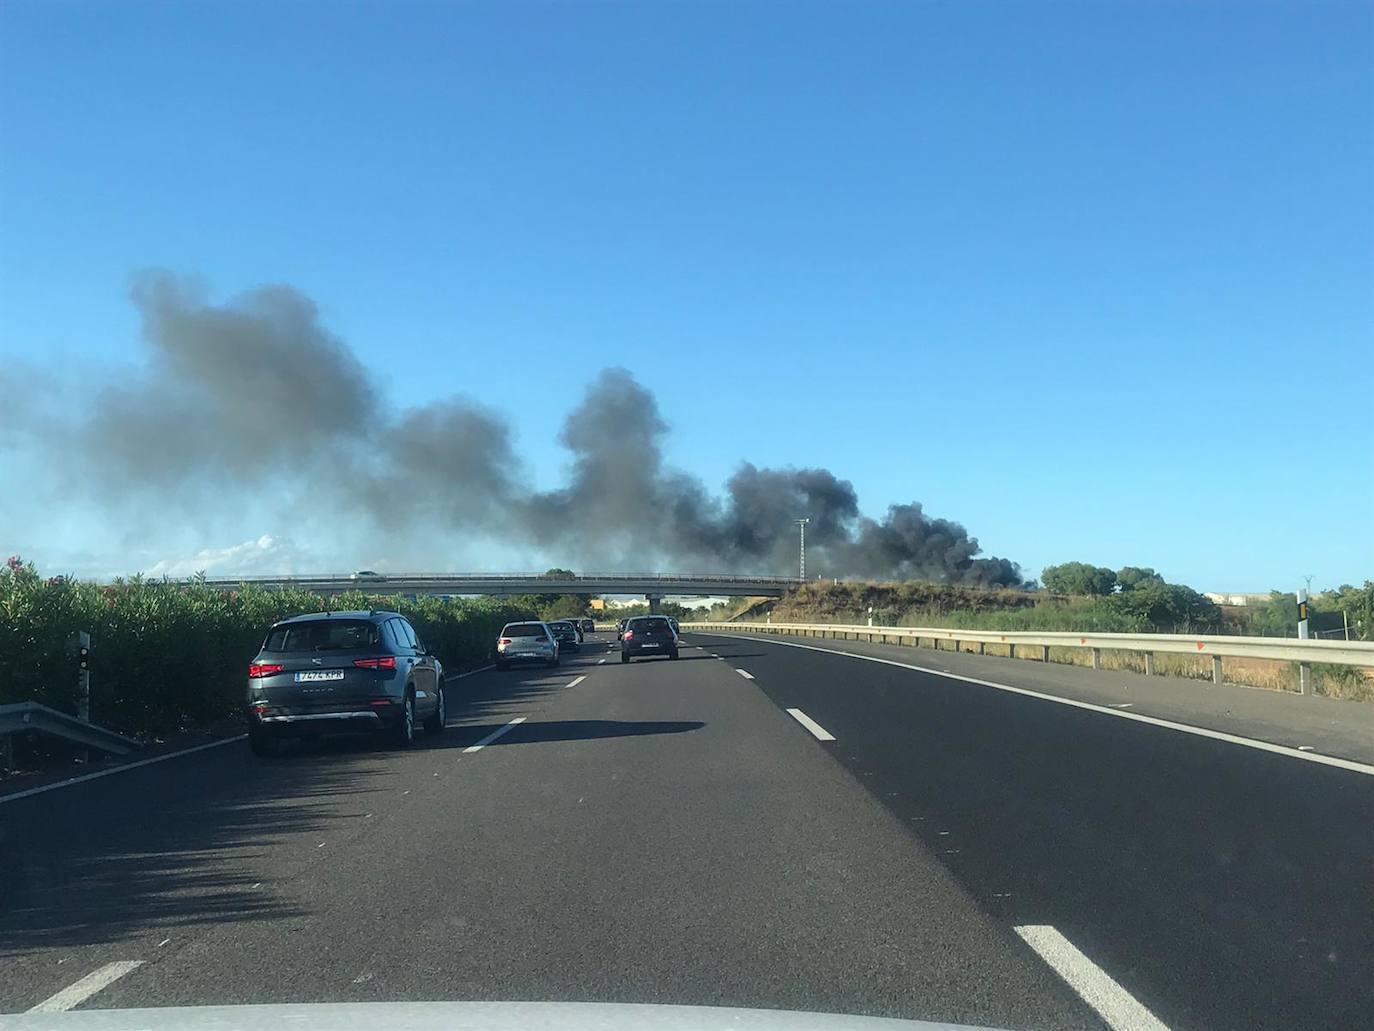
0,702 -> 138,756
684,621 -> 1374,693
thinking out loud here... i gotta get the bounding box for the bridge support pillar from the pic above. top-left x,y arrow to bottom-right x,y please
646,594 -> 662,615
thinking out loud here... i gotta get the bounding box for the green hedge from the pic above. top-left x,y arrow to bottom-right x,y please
0,558 -> 531,739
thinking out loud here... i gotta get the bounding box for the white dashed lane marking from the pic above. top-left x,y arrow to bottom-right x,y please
28,961 -> 145,1013
463,716 -> 527,753
1015,925 -> 1170,1030
785,708 -> 835,742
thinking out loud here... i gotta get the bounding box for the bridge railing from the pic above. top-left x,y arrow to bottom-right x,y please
684,620 -> 1374,695
198,572 -> 805,585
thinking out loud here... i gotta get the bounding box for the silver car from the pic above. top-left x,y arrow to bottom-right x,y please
494,621 -> 559,670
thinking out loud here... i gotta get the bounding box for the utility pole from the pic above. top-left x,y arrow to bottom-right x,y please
794,518 -> 810,581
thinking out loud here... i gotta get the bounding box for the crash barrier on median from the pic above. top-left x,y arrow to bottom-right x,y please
0,701 -> 138,768
682,621 -> 1374,696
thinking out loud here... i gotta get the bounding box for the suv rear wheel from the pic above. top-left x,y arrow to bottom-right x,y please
390,691 -> 415,748
423,686 -> 446,734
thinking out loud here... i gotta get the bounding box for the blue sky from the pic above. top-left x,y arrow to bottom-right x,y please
1,0 -> 1370,590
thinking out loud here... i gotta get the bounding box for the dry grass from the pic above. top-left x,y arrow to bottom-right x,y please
936,640 -> 1374,702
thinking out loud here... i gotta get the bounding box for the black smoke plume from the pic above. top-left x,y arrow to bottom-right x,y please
7,273 -> 1020,584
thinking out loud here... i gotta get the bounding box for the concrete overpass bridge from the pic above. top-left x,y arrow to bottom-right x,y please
201,572 -> 802,613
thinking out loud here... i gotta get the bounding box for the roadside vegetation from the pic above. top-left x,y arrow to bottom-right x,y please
712,570 -> 1374,701
0,557 -> 539,739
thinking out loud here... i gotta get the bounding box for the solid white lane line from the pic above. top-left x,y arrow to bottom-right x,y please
0,737 -> 246,806
567,675 -> 586,688
463,716 -> 527,753
700,633 -> 1374,777
786,708 -> 836,742
1014,925 -> 1169,1031
735,669 -> 755,680
28,961 -> 145,1013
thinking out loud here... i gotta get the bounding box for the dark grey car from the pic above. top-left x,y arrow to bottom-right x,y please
549,620 -> 581,652
246,611 -> 445,756
620,615 -> 679,662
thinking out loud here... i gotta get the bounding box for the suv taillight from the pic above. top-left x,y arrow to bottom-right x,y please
499,638 -> 512,645
353,656 -> 398,670
249,663 -> 283,678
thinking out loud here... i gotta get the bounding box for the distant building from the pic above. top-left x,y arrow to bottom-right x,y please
1204,592 -> 1272,607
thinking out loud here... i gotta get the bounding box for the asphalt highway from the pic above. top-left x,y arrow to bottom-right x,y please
3,629 -> 1368,1029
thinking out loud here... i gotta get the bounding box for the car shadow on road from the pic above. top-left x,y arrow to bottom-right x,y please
0,748 -> 381,957
425,719 -> 704,749
0,661 -> 640,960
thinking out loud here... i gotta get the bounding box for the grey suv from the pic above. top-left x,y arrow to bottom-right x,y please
246,611 -> 445,756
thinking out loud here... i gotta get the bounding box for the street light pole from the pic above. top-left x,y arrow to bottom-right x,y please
794,518 -> 810,580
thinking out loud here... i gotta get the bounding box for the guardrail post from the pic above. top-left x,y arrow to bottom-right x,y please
1211,655 -> 1223,685
1041,645 -> 1050,663
1299,663 -> 1312,695
1144,652 -> 1155,676
1091,648 -> 1101,670
1007,643 -> 1015,659
977,641 -> 985,655
953,639 -> 960,653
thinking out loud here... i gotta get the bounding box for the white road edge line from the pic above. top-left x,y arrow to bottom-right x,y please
735,669 -> 755,680
597,658 -> 606,665
701,632 -> 1374,777
567,675 -> 586,688
463,716 -> 527,753
0,736 -> 247,806
27,960 -> 145,1013
1014,925 -> 1169,1031
786,708 -> 836,742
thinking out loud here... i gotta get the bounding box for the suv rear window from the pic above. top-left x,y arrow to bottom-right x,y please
503,623 -> 549,639
628,617 -> 671,631
265,620 -> 381,653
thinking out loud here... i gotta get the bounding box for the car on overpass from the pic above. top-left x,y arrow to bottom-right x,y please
246,611 -> 444,756
620,615 -> 679,662
495,621 -> 559,670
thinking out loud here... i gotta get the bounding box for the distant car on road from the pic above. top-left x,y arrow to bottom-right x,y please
246,610 -> 444,756
580,618 -> 595,635
620,615 -> 679,662
495,621 -> 559,670
350,570 -> 385,581
616,619 -> 627,641
549,620 -> 581,652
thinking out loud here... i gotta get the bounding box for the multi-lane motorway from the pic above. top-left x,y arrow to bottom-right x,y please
2,630 -> 1371,1029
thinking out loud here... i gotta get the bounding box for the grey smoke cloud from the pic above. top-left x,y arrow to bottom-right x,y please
11,272 -> 1020,584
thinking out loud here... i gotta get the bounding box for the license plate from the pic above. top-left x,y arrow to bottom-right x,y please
641,643 -> 660,649
295,670 -> 345,682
